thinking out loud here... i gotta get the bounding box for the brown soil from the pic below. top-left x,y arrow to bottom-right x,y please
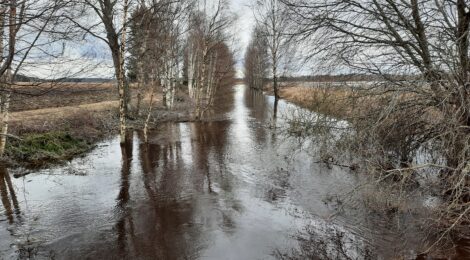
11,82 -> 121,112
8,82 -> 193,134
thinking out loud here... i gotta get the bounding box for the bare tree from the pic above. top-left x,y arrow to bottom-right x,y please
0,0 -> 72,156
127,0 -> 191,142
68,0 -> 132,143
282,0 -> 470,237
254,0 -> 291,102
186,0 -> 235,120
244,25 -> 268,91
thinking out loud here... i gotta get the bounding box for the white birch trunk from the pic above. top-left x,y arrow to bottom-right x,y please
118,0 -> 129,143
0,6 -> 8,157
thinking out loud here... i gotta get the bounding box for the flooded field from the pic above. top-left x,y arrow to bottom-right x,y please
0,85 -> 468,259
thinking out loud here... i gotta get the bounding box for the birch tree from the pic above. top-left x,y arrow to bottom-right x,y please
0,0 -> 67,156
128,0 -> 191,141
255,0 -> 290,102
70,0 -> 132,143
186,0 -> 235,120
244,25 -> 268,91
128,4 -> 150,117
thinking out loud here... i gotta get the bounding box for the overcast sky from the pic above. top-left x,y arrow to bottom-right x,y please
18,0 -> 256,79
231,0 -> 256,77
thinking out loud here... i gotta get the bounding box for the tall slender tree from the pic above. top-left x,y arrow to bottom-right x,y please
244,25 -> 268,91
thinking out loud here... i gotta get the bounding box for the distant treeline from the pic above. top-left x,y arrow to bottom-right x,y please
15,74 -> 113,83
276,74 -> 414,82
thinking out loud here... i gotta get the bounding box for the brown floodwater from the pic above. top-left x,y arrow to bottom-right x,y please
0,85 -> 469,259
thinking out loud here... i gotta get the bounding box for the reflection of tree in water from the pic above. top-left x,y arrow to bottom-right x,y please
0,167 -> 21,224
244,86 -> 289,203
190,120 -> 242,233
262,167 -> 290,204
202,85 -> 236,119
244,87 -> 271,144
244,87 -> 269,121
274,224 -> 377,260
115,133 -> 136,258
0,167 -> 33,258
191,121 -> 230,193
112,130 -> 203,259
121,126 -> 205,259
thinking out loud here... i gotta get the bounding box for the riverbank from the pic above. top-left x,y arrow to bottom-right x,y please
271,84 -> 374,120
271,83 -> 470,254
4,82 -> 193,168
1,85 -> 467,259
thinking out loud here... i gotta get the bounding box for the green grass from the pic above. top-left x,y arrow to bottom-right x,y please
6,131 -> 91,166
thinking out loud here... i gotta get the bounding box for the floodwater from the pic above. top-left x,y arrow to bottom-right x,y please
0,85 -> 469,259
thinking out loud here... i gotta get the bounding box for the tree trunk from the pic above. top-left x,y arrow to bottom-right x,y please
0,5 -> 9,157
0,70 -> 11,157
135,30 -> 148,117
272,57 -> 279,101
143,78 -> 156,143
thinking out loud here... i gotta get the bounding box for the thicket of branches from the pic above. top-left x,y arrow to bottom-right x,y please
184,0 -> 236,119
244,25 -> 268,91
0,0 -> 237,151
243,0 -> 470,241
126,0 -> 236,131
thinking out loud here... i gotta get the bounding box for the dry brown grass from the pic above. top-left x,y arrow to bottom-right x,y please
279,85 -> 372,119
278,85 -> 442,125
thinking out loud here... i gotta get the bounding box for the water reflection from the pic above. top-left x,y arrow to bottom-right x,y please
116,133 -> 135,258
0,167 -> 20,224
0,85 -> 468,259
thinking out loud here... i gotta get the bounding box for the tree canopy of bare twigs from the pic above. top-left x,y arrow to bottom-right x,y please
185,0 -> 236,119
244,25 -> 268,91
253,0 -> 293,102
277,0 -> 470,241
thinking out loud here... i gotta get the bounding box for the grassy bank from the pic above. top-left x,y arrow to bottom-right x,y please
6,108 -> 117,167
6,132 -> 92,167
278,85 -> 372,120
4,84 -> 195,168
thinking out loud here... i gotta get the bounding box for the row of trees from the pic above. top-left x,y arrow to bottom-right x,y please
0,0 -> 236,153
184,0 -> 236,119
244,0 -> 295,117
244,26 -> 268,91
245,0 -> 470,240
126,0 -> 236,139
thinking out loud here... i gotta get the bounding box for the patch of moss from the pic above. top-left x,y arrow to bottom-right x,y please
6,132 -> 91,165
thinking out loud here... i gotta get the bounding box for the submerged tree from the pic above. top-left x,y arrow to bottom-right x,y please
127,0 -> 195,143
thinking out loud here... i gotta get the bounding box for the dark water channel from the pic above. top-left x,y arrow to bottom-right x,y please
0,85 -> 469,259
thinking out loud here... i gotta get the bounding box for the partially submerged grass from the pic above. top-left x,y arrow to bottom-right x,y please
279,86 -> 371,119
6,131 -> 92,166
7,108 -> 117,167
